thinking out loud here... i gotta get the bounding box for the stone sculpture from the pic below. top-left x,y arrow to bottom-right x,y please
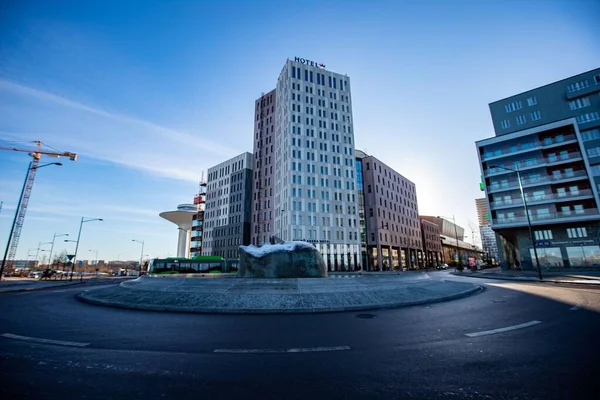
238,241 -> 327,278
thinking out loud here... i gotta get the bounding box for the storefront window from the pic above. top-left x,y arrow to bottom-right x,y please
530,247 -> 562,267
566,246 -> 600,267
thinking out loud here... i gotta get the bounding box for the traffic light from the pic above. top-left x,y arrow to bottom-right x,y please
479,175 -> 485,191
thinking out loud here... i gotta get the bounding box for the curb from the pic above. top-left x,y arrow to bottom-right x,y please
76,284 -> 484,314
449,272 -> 600,286
0,281 -> 85,294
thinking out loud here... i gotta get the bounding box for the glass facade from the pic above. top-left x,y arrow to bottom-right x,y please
530,247 -> 562,267
566,245 -> 600,266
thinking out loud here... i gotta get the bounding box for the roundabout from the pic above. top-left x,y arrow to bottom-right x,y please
77,273 -> 482,313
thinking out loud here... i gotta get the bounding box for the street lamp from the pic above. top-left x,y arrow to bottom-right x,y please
437,215 -> 461,268
35,242 -> 53,268
132,240 -> 145,276
0,162 -> 62,280
67,217 -> 103,281
48,233 -> 69,268
88,249 -> 99,266
489,164 -> 542,280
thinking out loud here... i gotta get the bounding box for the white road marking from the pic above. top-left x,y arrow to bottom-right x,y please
2,333 -> 90,347
569,306 -> 580,311
214,346 -> 350,354
465,320 -> 542,338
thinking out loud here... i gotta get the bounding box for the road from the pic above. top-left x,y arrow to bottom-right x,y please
0,273 -> 599,399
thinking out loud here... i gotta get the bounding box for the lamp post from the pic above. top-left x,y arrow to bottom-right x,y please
66,217 -> 103,281
35,242 -> 52,268
0,162 -> 62,280
88,249 -> 99,266
437,215 -> 461,268
132,239 -> 145,276
489,164 -> 542,280
48,233 -> 69,268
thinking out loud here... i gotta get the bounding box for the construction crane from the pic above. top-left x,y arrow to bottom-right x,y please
0,141 -> 77,278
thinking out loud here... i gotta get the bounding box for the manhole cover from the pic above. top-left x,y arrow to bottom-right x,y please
355,314 -> 377,319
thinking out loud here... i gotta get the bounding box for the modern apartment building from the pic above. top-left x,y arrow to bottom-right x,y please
203,152 -> 253,259
419,218 -> 442,267
475,197 -> 499,262
190,180 -> 207,257
251,89 -> 276,246
252,57 -> 361,271
476,68 -> 600,269
356,150 -> 423,270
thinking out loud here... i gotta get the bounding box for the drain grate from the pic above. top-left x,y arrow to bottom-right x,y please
355,314 -> 377,319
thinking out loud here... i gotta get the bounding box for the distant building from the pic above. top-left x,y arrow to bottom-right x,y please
420,216 -> 482,265
476,68 -> 600,270
419,217 -> 442,267
190,179 -> 207,257
356,150 -> 423,270
203,152 -> 253,258
475,197 -> 499,262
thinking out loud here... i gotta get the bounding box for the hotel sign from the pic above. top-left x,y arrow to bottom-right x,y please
294,57 -> 326,69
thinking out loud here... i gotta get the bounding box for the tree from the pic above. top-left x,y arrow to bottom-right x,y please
52,250 -> 69,268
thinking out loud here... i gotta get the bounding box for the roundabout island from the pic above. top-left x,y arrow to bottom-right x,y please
79,242 -> 482,313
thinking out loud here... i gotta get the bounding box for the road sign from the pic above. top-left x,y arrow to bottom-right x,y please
67,254 -> 75,261
78,260 -> 83,266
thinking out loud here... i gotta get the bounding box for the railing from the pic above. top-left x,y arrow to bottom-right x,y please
485,151 -> 583,177
490,189 -> 593,208
493,208 -> 600,225
482,135 -> 577,161
488,170 -> 588,192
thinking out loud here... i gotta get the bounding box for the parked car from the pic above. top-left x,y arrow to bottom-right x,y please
438,263 -> 449,270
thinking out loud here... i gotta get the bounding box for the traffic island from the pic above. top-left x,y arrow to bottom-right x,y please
78,275 -> 483,314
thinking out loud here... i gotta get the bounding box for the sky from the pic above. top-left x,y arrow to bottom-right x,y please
1,0 -> 599,262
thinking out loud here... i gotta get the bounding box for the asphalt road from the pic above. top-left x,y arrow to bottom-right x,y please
1,273 -> 599,400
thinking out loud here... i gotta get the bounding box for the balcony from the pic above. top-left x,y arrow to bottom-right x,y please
487,170 -> 589,193
481,135 -> 577,162
492,208 -> 600,228
490,189 -> 594,210
566,82 -> 600,100
485,151 -> 583,177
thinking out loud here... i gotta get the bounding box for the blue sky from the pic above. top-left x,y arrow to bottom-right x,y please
1,0 -> 599,262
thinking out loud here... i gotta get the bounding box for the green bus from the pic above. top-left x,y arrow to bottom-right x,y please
148,256 -> 239,274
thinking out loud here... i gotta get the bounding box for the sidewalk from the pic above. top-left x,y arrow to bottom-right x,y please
0,278 -> 85,293
450,267 -> 600,285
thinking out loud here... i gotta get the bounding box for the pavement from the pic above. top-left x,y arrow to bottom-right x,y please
78,273 -> 482,313
0,278 -> 85,293
451,267 -> 600,285
1,272 -> 599,399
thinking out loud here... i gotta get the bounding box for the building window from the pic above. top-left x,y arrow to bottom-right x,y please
526,96 -> 537,106
569,97 -> 591,111
516,115 -> 527,125
581,129 -> 600,142
534,230 -> 553,240
586,147 -> 600,158
531,110 -> 541,121
566,227 -> 587,238
595,74 -> 600,84
577,112 -> 600,124
500,119 -> 510,129
504,101 -> 522,113
567,80 -> 589,93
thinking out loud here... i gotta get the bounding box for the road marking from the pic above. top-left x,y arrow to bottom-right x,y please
214,346 -> 350,354
569,306 -> 580,311
465,320 -> 542,338
1,333 -> 90,347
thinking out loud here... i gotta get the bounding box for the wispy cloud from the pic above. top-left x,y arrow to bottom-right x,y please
0,79 -> 241,182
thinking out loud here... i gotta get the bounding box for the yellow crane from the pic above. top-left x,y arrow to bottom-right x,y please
0,141 -> 77,278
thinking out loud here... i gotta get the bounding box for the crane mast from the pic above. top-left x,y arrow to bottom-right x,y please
0,141 -> 77,277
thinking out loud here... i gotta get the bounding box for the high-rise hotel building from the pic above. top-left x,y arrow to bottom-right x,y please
252,57 -> 361,271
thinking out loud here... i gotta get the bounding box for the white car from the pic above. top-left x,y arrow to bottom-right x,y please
438,263 -> 449,270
